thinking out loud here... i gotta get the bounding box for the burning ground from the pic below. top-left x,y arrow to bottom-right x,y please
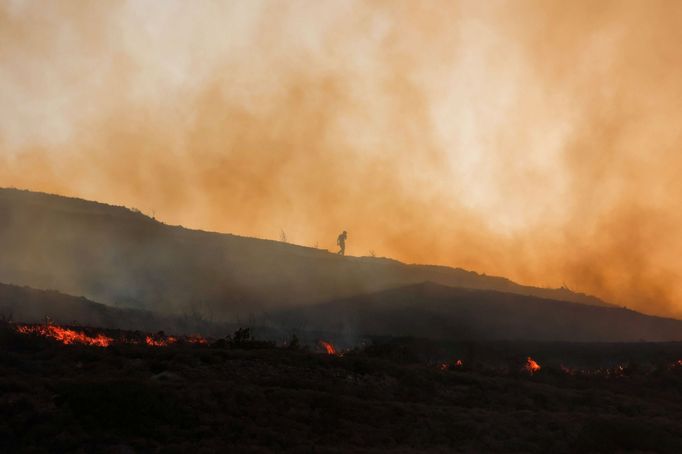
4,322 -> 682,452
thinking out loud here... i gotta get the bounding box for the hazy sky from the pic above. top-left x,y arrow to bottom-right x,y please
2,0 -> 682,316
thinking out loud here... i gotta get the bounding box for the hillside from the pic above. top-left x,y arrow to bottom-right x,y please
0,282 -> 229,336
272,282 -> 682,342
0,188 -> 607,319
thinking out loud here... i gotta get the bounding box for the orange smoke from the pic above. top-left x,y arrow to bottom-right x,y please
2,2 -> 682,316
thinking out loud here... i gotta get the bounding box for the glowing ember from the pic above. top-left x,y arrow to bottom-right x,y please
16,324 -> 112,347
524,357 -> 541,375
319,340 -> 338,355
145,335 -> 177,347
439,359 -> 463,371
186,335 -> 208,345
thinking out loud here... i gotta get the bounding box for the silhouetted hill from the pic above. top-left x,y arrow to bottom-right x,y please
0,282 -> 229,335
0,188 -> 608,319
272,282 -> 682,342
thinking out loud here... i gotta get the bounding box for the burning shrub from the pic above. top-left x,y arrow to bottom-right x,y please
142,331 -> 180,347
13,323 -> 113,347
524,357 -> 541,375
319,340 -> 340,356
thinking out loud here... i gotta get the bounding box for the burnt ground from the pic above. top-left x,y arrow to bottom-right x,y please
3,327 -> 682,453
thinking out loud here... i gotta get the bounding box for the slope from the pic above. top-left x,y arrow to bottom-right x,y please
0,187 -> 608,319
272,282 -> 682,342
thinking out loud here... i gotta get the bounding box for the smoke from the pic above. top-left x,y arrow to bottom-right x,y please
1,0 -> 682,316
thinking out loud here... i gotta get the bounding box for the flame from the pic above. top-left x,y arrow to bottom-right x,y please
14,323 -> 206,348
145,335 -> 177,347
319,340 -> 338,355
455,359 -> 463,367
524,357 -> 541,375
16,324 -> 112,347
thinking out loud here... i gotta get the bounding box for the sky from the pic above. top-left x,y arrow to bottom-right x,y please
1,0 -> 682,316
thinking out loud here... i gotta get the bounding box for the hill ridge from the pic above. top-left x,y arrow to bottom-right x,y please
0,187 -> 610,318
272,281 -> 682,342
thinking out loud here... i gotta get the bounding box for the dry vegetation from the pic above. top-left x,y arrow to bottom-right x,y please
3,322 -> 682,453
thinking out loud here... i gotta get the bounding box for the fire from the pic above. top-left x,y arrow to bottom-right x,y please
524,357 -> 541,375
16,324 -> 113,347
145,335 -> 177,347
319,340 -> 338,355
14,323 -> 207,349
145,334 -> 206,346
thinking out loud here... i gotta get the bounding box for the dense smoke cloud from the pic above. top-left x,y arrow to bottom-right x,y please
1,0 -> 682,316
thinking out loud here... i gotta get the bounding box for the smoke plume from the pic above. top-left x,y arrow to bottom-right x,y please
2,0 -> 682,316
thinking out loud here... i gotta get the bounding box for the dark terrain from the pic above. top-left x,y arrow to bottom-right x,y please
3,323 -> 682,453
0,282 -> 233,337
273,282 -> 682,342
5,279 -> 682,344
0,188 -> 606,319
4,187 -> 682,453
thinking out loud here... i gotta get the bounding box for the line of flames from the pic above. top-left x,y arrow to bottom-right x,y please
14,327 -> 682,375
15,323 -> 207,348
16,324 -> 114,347
440,358 -> 682,376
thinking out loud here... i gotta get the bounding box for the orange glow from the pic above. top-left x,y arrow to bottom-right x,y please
16,324 -> 112,347
145,335 -> 178,347
524,357 -> 541,375
4,2 -> 682,317
15,323 -> 206,348
319,340 -> 338,356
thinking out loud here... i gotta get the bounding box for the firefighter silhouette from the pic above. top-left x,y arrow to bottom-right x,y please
337,230 -> 348,255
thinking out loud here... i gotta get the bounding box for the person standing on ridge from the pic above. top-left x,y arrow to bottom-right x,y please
337,230 -> 348,256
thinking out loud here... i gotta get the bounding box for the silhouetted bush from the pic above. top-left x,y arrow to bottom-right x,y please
225,327 -> 275,350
